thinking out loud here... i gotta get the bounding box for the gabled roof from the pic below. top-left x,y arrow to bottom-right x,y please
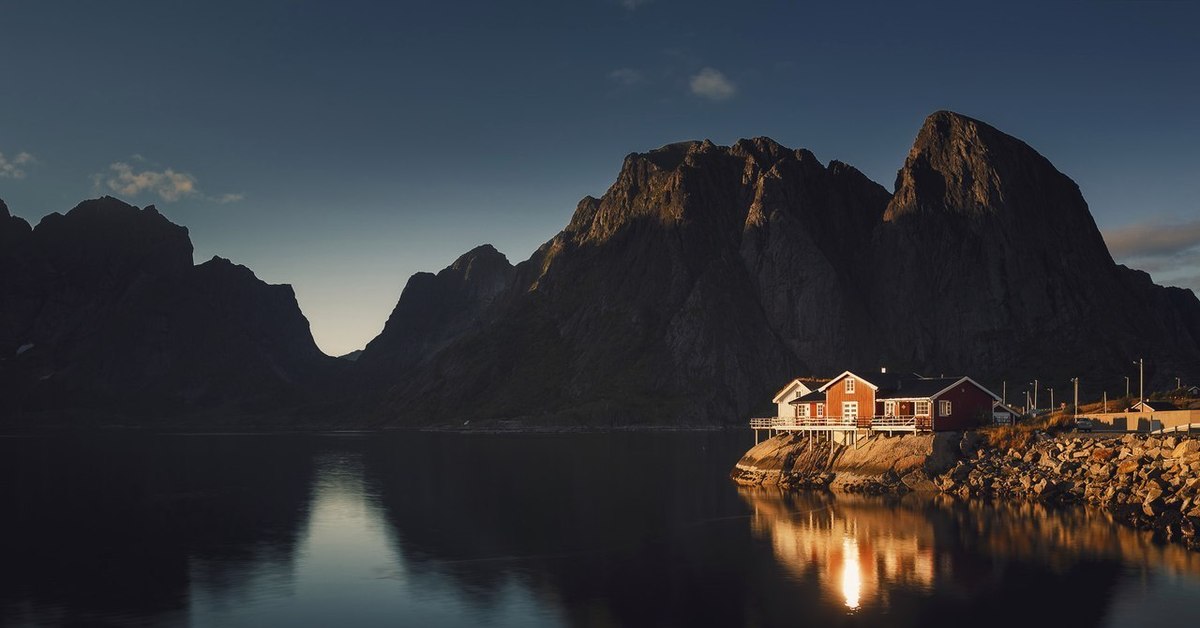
789,390 -> 826,404
876,376 -> 1003,402
1130,400 -> 1180,412
772,378 -> 812,404
816,371 -> 880,392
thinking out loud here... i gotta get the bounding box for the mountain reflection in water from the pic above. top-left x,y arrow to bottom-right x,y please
2,432 -> 1199,627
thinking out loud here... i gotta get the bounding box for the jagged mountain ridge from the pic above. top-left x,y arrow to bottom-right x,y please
362,111 -> 1200,426
0,197 -> 339,422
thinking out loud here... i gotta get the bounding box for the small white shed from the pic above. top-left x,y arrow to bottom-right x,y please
772,379 -> 813,418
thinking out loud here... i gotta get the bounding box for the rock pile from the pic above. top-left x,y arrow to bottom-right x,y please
935,433 -> 1200,549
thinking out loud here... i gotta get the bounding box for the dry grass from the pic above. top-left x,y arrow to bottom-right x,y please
982,410 -> 1076,451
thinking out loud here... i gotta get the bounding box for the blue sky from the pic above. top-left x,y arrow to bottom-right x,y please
1,0 -> 1198,356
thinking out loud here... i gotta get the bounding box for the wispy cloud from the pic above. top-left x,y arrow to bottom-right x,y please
93,158 -> 243,204
1104,220 -> 1200,258
608,67 -> 646,87
689,67 -> 736,101
1105,219 -> 1200,293
0,151 -> 36,179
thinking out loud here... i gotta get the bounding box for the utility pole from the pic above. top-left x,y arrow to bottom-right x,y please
1177,377 -> 1182,391
1002,381 -> 1007,405
1136,358 -> 1144,406
1047,387 -> 1054,411
1072,377 -> 1079,418
1103,391 -> 1107,413
1030,379 -> 1039,411
1125,376 -> 1130,399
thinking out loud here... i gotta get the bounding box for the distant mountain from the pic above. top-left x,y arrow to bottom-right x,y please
338,350 -> 363,362
0,197 -> 339,424
5,111 -> 1199,428
361,111 -> 1200,426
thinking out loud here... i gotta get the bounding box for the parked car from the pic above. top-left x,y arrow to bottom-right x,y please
1073,418 -> 1096,432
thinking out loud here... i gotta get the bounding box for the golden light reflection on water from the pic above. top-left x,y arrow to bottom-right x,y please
840,537 -> 861,610
745,490 -> 936,612
741,488 -> 1200,614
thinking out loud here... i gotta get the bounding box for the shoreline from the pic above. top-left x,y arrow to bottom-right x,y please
732,430 -> 1200,551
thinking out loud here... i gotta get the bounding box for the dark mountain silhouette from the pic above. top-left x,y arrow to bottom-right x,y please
0,197 -> 338,424
361,111 -> 1200,426
3,112 -> 1198,427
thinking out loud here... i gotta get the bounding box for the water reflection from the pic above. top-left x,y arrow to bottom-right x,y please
740,488 -> 1200,625
3,432 -> 1200,627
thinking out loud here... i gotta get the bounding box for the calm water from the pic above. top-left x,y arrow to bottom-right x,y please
2,431 -> 1199,627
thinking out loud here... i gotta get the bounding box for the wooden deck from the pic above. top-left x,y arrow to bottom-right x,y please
749,415 -> 933,433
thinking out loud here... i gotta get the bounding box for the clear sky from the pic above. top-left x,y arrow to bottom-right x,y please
1,1 -> 1197,356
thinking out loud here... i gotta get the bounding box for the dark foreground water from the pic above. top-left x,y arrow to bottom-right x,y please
2,431 -> 1199,627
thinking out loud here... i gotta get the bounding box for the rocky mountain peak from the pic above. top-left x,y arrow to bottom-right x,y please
887,110 -> 1070,221
0,198 -> 9,218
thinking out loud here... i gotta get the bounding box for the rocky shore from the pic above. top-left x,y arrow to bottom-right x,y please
732,431 -> 1200,550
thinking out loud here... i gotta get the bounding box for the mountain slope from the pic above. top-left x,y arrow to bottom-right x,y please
361,113 -> 1200,426
0,197 -> 339,422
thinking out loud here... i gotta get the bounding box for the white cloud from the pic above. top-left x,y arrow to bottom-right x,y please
100,162 -> 198,201
93,158 -> 242,204
1105,219 -> 1200,293
689,67 -> 736,101
608,67 -> 645,86
1104,220 -> 1200,258
0,151 -> 36,179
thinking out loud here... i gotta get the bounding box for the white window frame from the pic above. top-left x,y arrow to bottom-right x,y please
843,401 -> 858,420
816,403 -> 825,418
939,400 -> 952,416
797,404 -> 809,418
845,378 -> 855,393
884,400 -> 897,416
915,400 -> 931,416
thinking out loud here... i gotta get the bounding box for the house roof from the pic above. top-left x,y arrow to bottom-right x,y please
771,378 -> 812,404
1131,400 -> 1181,411
876,376 -> 1003,402
789,390 -> 826,404
816,371 -> 881,392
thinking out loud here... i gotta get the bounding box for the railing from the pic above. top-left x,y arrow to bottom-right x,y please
750,415 -> 934,431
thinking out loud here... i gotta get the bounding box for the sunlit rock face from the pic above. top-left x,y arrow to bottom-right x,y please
365,112 -> 1200,427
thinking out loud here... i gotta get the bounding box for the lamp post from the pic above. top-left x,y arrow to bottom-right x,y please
1071,377 -> 1079,418
1030,380 -> 1039,411
1125,376 -> 1130,399
1002,381 -> 1007,406
1135,358 -> 1144,406
1047,387 -> 1054,411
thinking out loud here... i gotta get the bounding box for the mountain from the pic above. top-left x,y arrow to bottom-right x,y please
362,112 -> 1200,426
0,197 -> 339,423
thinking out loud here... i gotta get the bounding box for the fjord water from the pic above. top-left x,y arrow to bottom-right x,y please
2,432 -> 1199,627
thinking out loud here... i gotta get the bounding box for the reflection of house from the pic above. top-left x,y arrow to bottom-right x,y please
752,370 -> 1002,435
742,490 -> 936,610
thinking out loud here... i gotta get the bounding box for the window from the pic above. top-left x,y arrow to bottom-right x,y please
816,403 -> 825,417
939,400 -> 952,416
797,404 -> 809,418
915,400 -> 931,416
884,400 -> 896,416
843,401 -> 858,419
845,378 -> 855,393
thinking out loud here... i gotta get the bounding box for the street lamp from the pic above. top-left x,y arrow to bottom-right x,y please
1029,379 -> 1039,411
1046,387 -> 1054,411
1124,376 -> 1130,399
1134,358 -> 1144,406
1071,377 -> 1079,418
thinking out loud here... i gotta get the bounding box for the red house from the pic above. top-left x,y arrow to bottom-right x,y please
809,371 -> 1001,432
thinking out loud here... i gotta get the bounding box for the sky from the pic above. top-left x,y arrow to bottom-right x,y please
1,0 -> 1198,356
